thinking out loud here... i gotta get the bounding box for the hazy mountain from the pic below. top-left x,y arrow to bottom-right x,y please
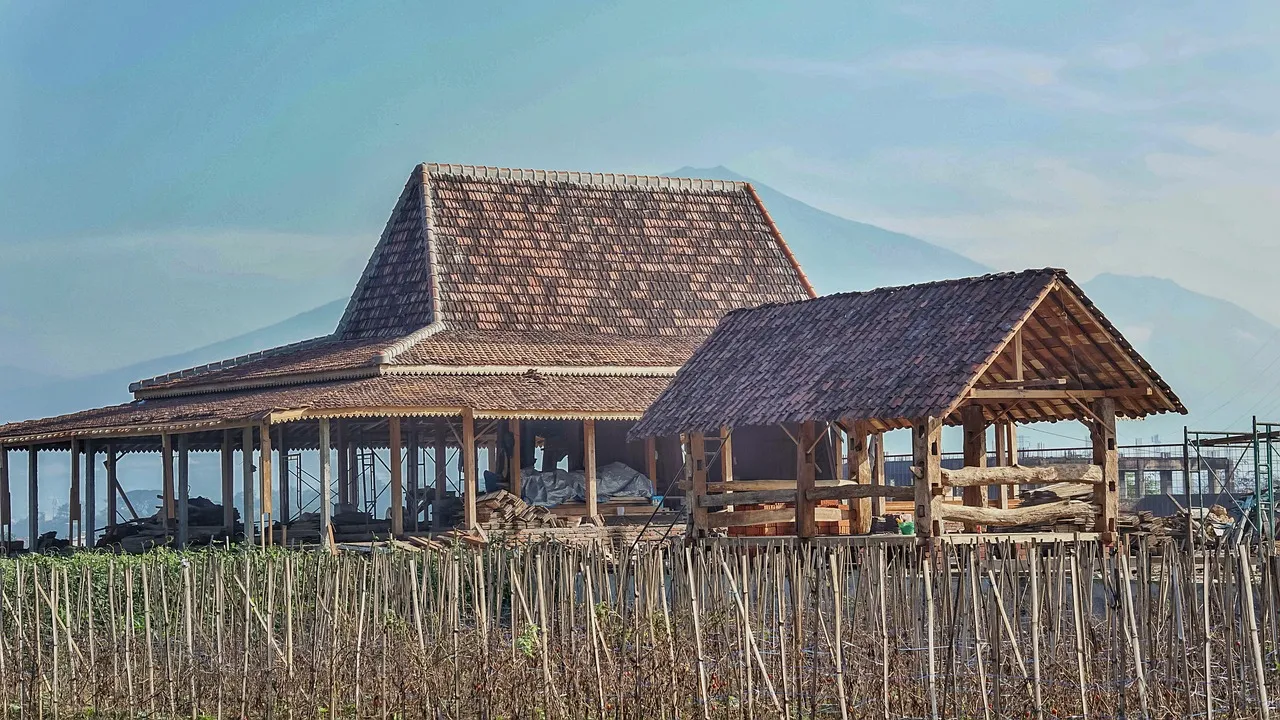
0,299 -> 346,423
670,166 -> 990,291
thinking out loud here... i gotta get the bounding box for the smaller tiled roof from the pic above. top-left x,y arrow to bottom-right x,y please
630,269 -> 1185,438
390,329 -> 701,368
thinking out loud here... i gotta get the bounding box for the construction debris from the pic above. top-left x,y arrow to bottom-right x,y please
96,496 -> 238,552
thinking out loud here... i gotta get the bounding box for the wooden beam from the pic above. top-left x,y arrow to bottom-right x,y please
796,421 -> 818,538
1014,328 -> 1024,381
434,417 -> 448,530
939,463 -> 1102,487
584,419 -> 598,520
912,417 -> 943,539
871,432 -> 885,518
105,445 -> 117,531
967,387 -> 1151,401
508,419 -> 522,501
389,417 -> 403,537
28,447 -> 38,549
699,489 -> 796,508
318,418 -> 332,545
1090,397 -> 1119,540
259,422 -> 273,547
242,426 -> 255,546
706,507 -> 795,528
848,420 -> 873,534
462,409 -> 477,530
276,426 -> 289,525
938,499 -> 1095,527
960,406 -> 987,532
161,434 -> 175,532
69,438 -> 81,543
177,434 -> 189,547
807,484 -> 915,502
220,431 -> 235,533
689,433 -> 708,534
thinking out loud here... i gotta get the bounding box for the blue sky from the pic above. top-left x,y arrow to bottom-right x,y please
2,1 -> 1278,375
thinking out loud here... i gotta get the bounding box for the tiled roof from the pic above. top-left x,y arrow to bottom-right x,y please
390,329 -> 701,368
131,337 -> 388,394
0,373 -> 674,444
630,269 -> 1185,438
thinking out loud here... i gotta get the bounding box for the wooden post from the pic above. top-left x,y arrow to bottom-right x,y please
508,419 -> 522,499
84,441 -> 96,546
276,426 -> 290,524
220,431 -> 235,533
69,438 -> 81,543
584,419 -> 598,520
992,421 -> 1011,509
0,446 -> 9,545
1090,397 -> 1119,540
646,437 -> 658,488
177,435 -> 189,547
335,420 -> 349,510
689,433 -> 708,535
105,445 -> 117,531
796,421 -> 818,538
1006,423 -> 1018,465
462,409 -> 477,530
161,434 -> 175,533
389,417 -> 404,537
720,426 -> 734,512
961,406 -> 988,531
406,426 -> 419,531
259,422 -> 273,546
318,418 -> 332,543
913,417 -> 943,539
27,447 -> 38,549
848,421 -> 873,534
241,426 -> 256,546
870,432 -> 885,518
434,417 -> 447,530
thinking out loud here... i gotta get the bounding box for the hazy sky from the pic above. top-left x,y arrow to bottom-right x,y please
3,1 -> 1278,375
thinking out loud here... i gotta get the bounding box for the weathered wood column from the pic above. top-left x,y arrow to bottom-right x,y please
389,417 -> 404,537
584,419 -> 598,520
645,437 -> 658,489
1090,398 -> 1119,540
719,427 -> 734,512
960,406 -> 988,531
69,438 -> 81,543
848,421 -> 873,534
913,417 -> 943,539
277,426 -> 290,525
241,427 -> 256,546
688,432 -> 708,535
434,417 -> 447,530
870,432 -> 885,518
318,418 -> 332,544
992,421 -> 1011,509
177,434 -> 190,547
105,445 -> 117,531
508,419 -> 522,499
796,421 -> 818,538
28,447 -> 38,549
406,426 -> 419,530
0,446 -> 10,545
220,431 -> 235,533
161,434 -> 175,534
334,420 -> 349,510
462,409 -> 477,530
259,423 -> 273,547
84,441 -> 96,546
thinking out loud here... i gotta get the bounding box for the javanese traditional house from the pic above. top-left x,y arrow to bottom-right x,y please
630,269 -> 1186,541
0,164 -> 815,549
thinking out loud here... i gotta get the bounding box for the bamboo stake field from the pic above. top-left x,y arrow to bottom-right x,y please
1,537 -> 1278,719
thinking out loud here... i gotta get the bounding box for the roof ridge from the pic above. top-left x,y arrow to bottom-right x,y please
421,162 -> 748,192
374,321 -> 448,364
128,333 -> 337,394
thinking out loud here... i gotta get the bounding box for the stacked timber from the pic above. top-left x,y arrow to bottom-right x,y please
274,509 -> 391,545
476,490 -> 569,530
97,496 -> 237,552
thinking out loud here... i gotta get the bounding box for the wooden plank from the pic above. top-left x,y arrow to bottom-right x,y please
462,409 -> 477,530
938,499 -> 1095,527
807,484 -> 915,502
705,507 -> 795,528
699,489 -> 796,508
1090,397 -> 1119,539
796,421 -> 817,538
968,387 -> 1152,400
719,426 -> 734,512
509,418 -> 522,500
318,418 -> 332,543
584,419 -> 598,520
814,506 -> 844,523
242,426 -> 256,546
913,417 -> 943,538
389,417 -> 403,537
849,420 -> 873,534
259,422 -> 273,547
689,433 -> 708,533
177,434 -> 189,547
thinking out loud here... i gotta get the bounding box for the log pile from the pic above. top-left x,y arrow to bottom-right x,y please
274,509 -> 391,545
476,490 -> 571,530
96,496 -> 237,552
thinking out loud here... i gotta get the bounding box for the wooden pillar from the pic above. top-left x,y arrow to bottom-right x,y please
406,426 -> 419,531
348,442 -> 360,511
584,419 -> 598,520
105,445 -> 118,531
720,427 -> 734,512
992,421 -> 1011,509
961,406 -> 988,532
318,418 -> 332,544
277,426 -> 290,524
508,419 -> 522,499
913,417 -> 943,539
1006,423 -> 1018,465
28,447 -> 39,549
462,410 -> 477,530
241,426 -> 256,546
434,417 -> 448,530
795,422 -> 818,538
259,422 -> 273,547
832,429 -> 845,480
69,438 -> 81,543
870,432 -> 885,518
848,420 -> 873,534
220,431 -> 235,533
84,441 -> 96,546
177,434 -> 190,547
688,433 -> 708,535
1090,397 -> 1119,540
161,434 -> 175,534
0,446 -> 10,544
334,420 -> 349,509
645,437 -> 658,487
389,417 -> 404,537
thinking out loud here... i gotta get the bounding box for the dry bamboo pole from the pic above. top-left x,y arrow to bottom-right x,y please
1238,544 -> 1270,720
1029,543 -> 1044,720
684,546 -> 711,720
1118,549 -> 1151,717
1203,544 -> 1214,719
1069,549 -> 1090,720
877,543 -> 890,720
